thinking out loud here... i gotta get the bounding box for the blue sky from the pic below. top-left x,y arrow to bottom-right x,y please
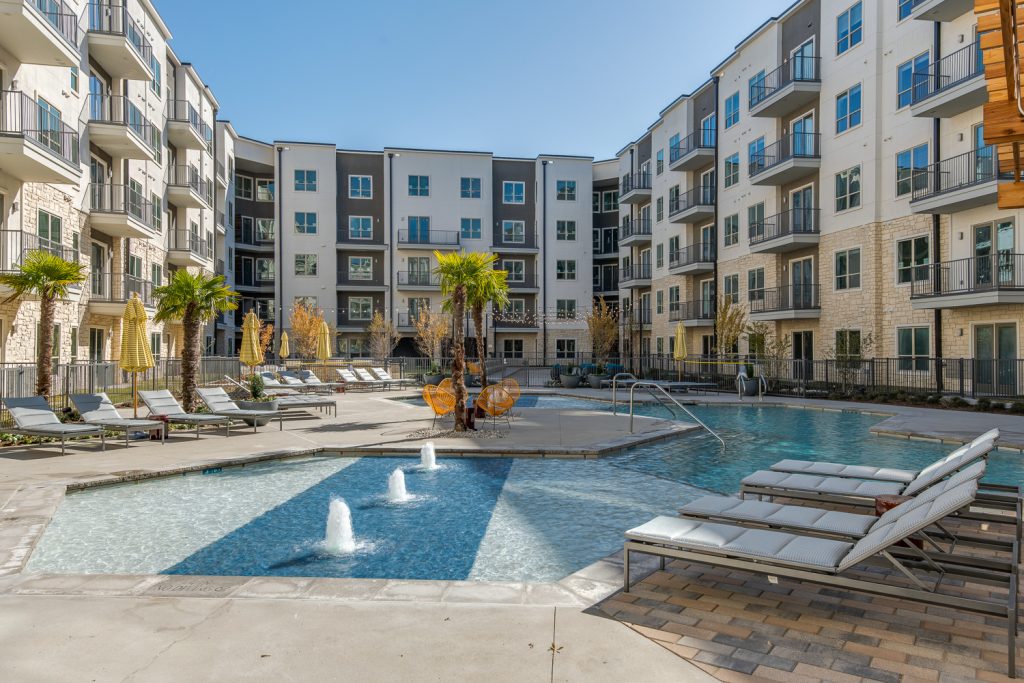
159,0 -> 795,159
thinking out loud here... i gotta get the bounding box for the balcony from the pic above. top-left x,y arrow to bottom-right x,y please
749,285 -> 821,321
396,229 -> 460,250
618,218 -> 651,248
87,94 -> 156,161
749,133 -> 820,186
493,306 -> 539,331
668,186 -> 715,224
749,208 -> 820,254
619,263 -> 651,289
506,274 -> 540,292
339,311 -> 374,332
0,230 -> 77,277
168,230 -> 212,268
668,242 -> 716,275
216,159 -> 227,188
909,0 -> 972,22
89,183 -> 158,239
910,43 -> 985,119
668,130 -> 716,172
493,228 -> 539,253
749,56 -> 821,118
0,0 -> 79,66
911,254 -> 1024,309
88,272 -> 154,316
235,271 -> 274,292
620,306 -> 651,327
670,299 -> 715,326
86,2 -> 153,81
619,172 -> 652,204
166,100 -> 210,151
165,165 -> 212,209
337,270 -> 386,291
910,147 -> 1004,214
0,90 -> 80,183
396,271 -> 440,290
594,268 -> 619,294
336,227 -> 385,250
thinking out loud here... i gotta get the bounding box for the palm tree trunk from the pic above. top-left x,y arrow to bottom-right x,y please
36,294 -> 56,398
472,302 -> 487,388
181,309 -> 201,412
451,287 -> 467,431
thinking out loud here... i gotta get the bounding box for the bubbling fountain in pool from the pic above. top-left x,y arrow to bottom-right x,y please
387,468 -> 411,503
420,442 -> 438,470
324,498 -> 355,553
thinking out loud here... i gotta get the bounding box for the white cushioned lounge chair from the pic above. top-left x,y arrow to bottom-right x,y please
70,393 -> 165,448
195,387 -> 283,432
370,367 -> 414,388
3,396 -> 106,455
138,390 -> 234,438
335,368 -> 379,390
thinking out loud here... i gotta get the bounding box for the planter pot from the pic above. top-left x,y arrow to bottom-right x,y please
739,378 -> 759,397
236,399 -> 279,426
588,374 -> 609,389
424,374 -> 444,386
560,374 -> 582,389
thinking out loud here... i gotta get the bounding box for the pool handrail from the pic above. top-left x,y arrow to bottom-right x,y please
611,372 -> 638,414
627,381 -> 724,446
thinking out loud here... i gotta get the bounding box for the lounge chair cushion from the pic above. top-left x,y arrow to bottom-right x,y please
196,388 -> 242,413
876,462 -> 986,526
770,460 -> 916,483
626,516 -> 852,571
679,496 -> 877,536
4,396 -> 64,427
903,433 -> 996,496
71,393 -> 162,429
17,423 -> 102,436
279,375 -> 306,386
741,470 -> 905,498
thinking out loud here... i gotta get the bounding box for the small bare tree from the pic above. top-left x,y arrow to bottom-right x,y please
366,311 -> 399,359
746,321 -> 791,390
824,331 -> 875,394
289,302 -> 324,358
414,309 -> 450,367
585,297 -> 618,369
714,295 -> 747,356
259,321 -> 275,355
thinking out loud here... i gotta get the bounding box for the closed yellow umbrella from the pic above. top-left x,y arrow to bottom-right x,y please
119,294 -> 155,418
673,322 -> 687,381
239,310 -> 264,370
316,320 -> 331,362
278,331 -> 290,359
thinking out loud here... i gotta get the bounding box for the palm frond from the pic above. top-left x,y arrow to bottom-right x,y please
154,270 -> 238,324
0,250 -> 86,303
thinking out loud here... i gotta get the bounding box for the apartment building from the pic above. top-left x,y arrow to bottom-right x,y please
0,0 -> 227,365
616,0 -> 1021,385
592,159 -> 619,311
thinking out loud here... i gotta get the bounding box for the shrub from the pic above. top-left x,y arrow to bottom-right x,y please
944,396 -> 969,409
1011,401 -> 1024,415
925,394 -> 942,405
976,397 -> 992,412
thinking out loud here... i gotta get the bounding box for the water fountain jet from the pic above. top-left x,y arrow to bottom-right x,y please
420,442 -> 439,470
388,468 -> 411,503
324,498 -> 355,553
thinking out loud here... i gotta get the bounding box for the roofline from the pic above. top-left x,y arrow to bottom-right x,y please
273,140 -> 338,148
237,134 -> 273,148
384,146 -> 492,157
709,0 -> 806,74
139,0 -> 172,40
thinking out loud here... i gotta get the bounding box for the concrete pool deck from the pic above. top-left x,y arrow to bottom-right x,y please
0,388 -> 1020,681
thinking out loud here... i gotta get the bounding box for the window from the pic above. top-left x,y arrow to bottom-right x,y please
748,203 -> 765,241
656,149 -> 664,175
349,216 -> 372,240
70,66 -> 79,93
723,274 -> 739,304
256,218 -> 275,241
668,236 -> 679,257
256,258 -> 274,282
501,259 -> 525,282
592,192 -> 600,212
749,69 -> 766,106
349,297 -> 372,321
503,181 -> 525,204
556,180 -> 576,201
724,153 -> 739,187
127,254 -> 141,278
349,256 -> 372,281
898,0 -> 923,21
898,326 -> 930,371
896,144 -> 929,197
502,339 -> 524,359
556,260 -> 576,280
656,197 -> 664,222
151,263 -> 162,287
747,267 -> 765,301
295,212 -> 317,234
656,243 -> 664,268
656,290 -> 664,314
349,175 -> 372,199
555,338 -> 576,359
897,236 -> 929,284
37,210 -> 61,251
235,174 -> 253,200
149,57 -> 160,94
724,214 -> 739,246
256,179 -> 274,202
556,220 -> 576,241
408,216 -> 430,241
460,177 -> 481,199
295,254 -> 318,276
835,248 -> 861,290
502,220 -> 525,243
294,295 -> 318,310
601,190 -> 618,212
835,166 -> 862,211
724,92 -> 740,128
835,330 -> 862,359
294,170 -> 317,192
556,299 -> 576,319
152,193 -> 162,232
836,84 -> 862,133
897,52 -> 930,108
837,2 -> 862,54
408,175 -> 429,196
459,218 -> 482,240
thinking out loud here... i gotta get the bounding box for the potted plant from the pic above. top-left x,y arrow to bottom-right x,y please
423,363 -> 444,386
237,374 -> 279,424
588,364 -> 608,389
559,365 -> 582,389
738,363 -> 760,396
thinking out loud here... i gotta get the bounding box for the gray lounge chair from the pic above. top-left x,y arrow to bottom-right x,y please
257,372 -> 300,396
624,477 -> 1019,677
70,393 -> 165,448
354,367 -> 390,389
290,370 -> 344,392
138,390 -> 234,438
370,367 -> 414,388
195,387 -> 283,432
3,396 -> 106,455
335,368 -> 379,390
223,377 -> 338,418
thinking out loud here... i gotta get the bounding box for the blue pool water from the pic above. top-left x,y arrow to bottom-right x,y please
27,402 -> 1019,581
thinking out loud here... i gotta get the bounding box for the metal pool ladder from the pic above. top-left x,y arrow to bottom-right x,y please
624,380 -> 725,446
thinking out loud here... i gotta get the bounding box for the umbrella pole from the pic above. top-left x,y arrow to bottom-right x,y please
132,372 -> 138,419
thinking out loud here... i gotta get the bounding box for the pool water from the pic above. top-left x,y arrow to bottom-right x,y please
27,402 -> 1018,582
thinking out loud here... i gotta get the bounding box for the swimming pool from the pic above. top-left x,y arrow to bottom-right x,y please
27,402 -> 1016,582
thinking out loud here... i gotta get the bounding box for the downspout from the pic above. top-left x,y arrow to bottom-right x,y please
711,76 -> 720,355
276,145 -> 283,345
211,106 -> 218,354
541,159 -> 548,359
628,148 -> 635,368
387,152 -> 394,343
931,21 -> 943,388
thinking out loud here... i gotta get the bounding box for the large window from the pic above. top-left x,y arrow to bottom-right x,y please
556,299 -> 576,319
723,214 -> 739,246
555,338 -> 576,359
235,174 -> 253,200
897,236 -> 929,284
601,190 -> 618,212
556,220 -> 576,241
749,69 -> 767,106
556,180 -> 576,201
724,153 -> 739,187
896,143 -> 929,197
835,330 -> 863,359
724,92 -> 740,128
256,259 -> 274,282
349,175 -> 372,199
502,339 -> 524,359
256,179 -> 274,202
836,84 -> 862,133
898,326 -> 930,371
349,216 -> 372,240
592,192 -> 600,212
294,169 -> 317,192
294,254 -> 318,276
897,52 -> 930,108
898,0 -> 923,21
460,218 -> 481,239
837,2 -> 862,55
556,260 -> 576,281
348,256 -> 372,281
748,203 -> 765,241
501,259 -> 525,282
349,296 -> 372,321
747,267 -> 765,302
37,210 -> 62,252
460,177 -> 481,199
408,175 -> 429,197
656,197 -> 664,223
723,274 -> 739,304
835,248 -> 861,290
835,165 -> 861,211
656,149 -> 664,175
294,212 -> 317,234
502,220 -> 525,243
503,181 -> 525,204
748,137 -> 765,174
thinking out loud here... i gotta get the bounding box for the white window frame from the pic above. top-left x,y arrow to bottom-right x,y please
256,178 -> 274,202
555,220 -> 576,241
294,253 -> 318,277
294,211 -> 317,234
556,180 -> 577,201
502,220 -> 525,244
349,296 -> 372,321
836,2 -> 863,55
408,174 -> 429,197
460,217 -> 482,240
834,247 -> 862,291
348,216 -> 372,240
349,256 -> 372,281
503,181 -> 525,205
294,169 -> 318,192
460,177 -> 481,199
349,175 -> 372,199
501,259 -> 525,282
556,259 -> 577,281
835,165 -> 862,213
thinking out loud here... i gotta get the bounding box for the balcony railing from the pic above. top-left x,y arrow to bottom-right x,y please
669,186 -> 716,216
620,307 -> 652,325
594,268 -> 619,292
619,218 -> 652,240
669,130 -> 716,164
911,254 -> 1024,298
337,270 -> 382,287
749,133 -> 820,177
172,231 -> 212,260
166,100 -> 211,142
396,271 -> 440,287
506,274 -> 539,289
749,208 -> 820,245
340,312 -> 375,328
216,159 -> 226,181
87,2 -> 152,64
911,42 -> 982,105
29,0 -> 79,47
89,183 -> 156,228
167,164 -> 213,204
669,242 -> 716,269
620,172 -> 651,195
0,230 -> 77,271
669,299 -> 716,322
90,271 -> 154,306
749,285 -> 820,315
88,94 -> 155,150
396,229 -> 460,246
619,263 -> 652,284
749,56 -> 821,108
493,228 -> 538,249
911,147 -> 1004,202
0,90 -> 79,166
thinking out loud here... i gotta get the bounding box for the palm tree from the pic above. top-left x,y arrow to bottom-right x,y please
0,250 -> 86,398
434,250 -> 492,431
466,258 -> 509,388
154,270 -> 238,412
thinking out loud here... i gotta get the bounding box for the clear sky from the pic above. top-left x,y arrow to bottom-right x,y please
159,0 -> 796,159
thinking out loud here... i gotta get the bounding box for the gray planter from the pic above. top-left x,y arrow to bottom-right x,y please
424,374 -> 444,386
588,374 -> 609,389
236,399 -> 279,426
560,374 -> 582,389
739,378 -> 760,397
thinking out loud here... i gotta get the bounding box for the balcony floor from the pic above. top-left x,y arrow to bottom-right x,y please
88,122 -> 154,162
750,158 -> 820,186
0,135 -> 80,184
910,0 -> 973,21
749,233 -> 820,255
910,76 -> 986,119
89,212 -> 157,240
667,148 -> 715,173
0,0 -> 79,67
749,82 -> 821,118
86,32 -> 152,81
749,308 -> 821,322
911,289 -> 1024,310
910,180 -> 996,215
166,121 -> 207,151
